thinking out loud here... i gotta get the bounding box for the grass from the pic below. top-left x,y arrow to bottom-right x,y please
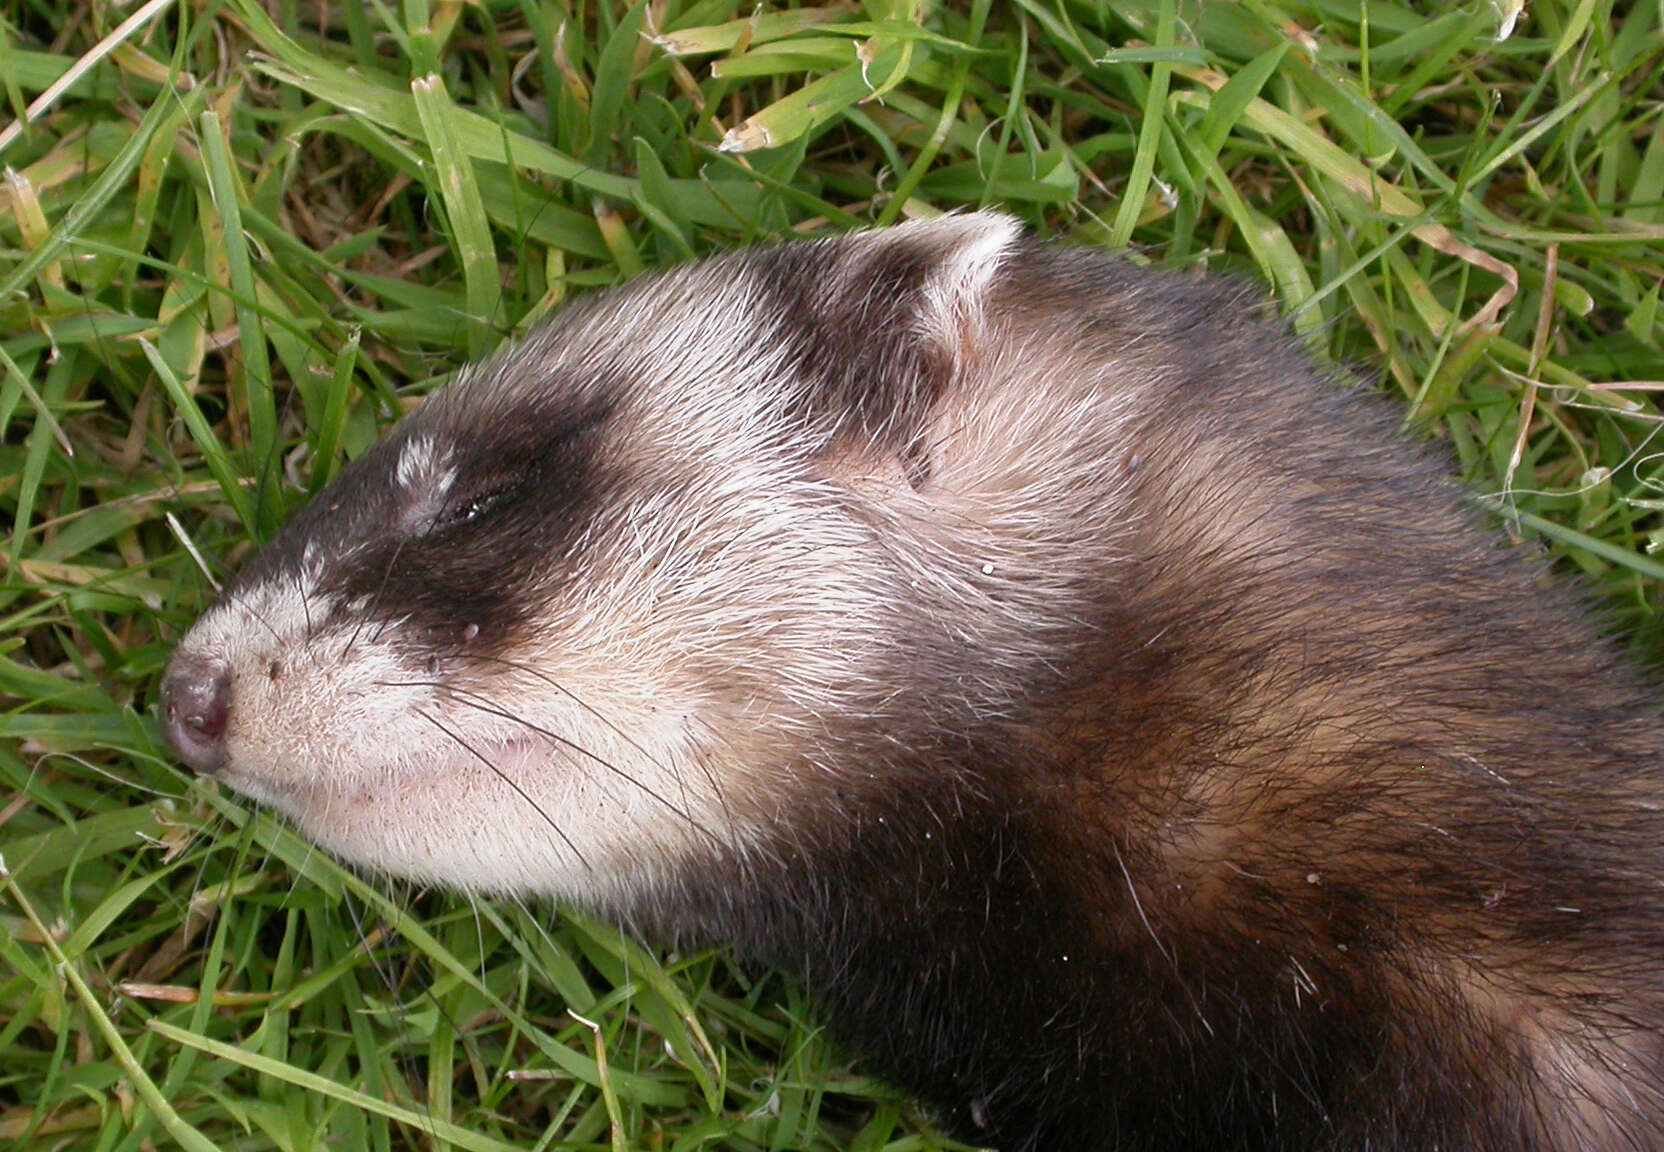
2,0 -> 1662,1148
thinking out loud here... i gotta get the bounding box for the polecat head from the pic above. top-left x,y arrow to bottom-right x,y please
160,213 -> 1145,912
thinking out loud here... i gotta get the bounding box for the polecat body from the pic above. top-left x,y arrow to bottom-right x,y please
159,215 -> 1664,1151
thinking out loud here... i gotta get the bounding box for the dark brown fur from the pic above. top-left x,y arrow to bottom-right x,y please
698,247 -> 1664,1150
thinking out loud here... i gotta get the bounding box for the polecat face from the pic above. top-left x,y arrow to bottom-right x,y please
160,213 -> 1086,909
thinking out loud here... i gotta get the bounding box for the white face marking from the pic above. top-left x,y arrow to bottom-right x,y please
395,434 -> 453,492
393,434 -> 458,533
174,560 -> 756,904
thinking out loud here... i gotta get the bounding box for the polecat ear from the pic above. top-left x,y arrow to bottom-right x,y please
860,212 -> 1022,372
797,212 -> 1023,457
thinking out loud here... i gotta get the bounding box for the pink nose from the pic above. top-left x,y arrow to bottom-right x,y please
159,652 -> 232,773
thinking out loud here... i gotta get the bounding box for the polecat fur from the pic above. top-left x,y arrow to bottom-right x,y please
159,214 -> 1664,1151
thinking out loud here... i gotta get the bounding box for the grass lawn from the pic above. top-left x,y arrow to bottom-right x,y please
2,1 -> 1662,1149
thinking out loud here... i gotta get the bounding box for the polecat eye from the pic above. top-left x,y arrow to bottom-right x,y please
443,484 -> 517,529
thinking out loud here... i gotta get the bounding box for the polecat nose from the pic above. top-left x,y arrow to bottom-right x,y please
159,652 -> 232,773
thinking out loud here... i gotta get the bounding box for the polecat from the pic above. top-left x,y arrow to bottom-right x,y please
158,214 -> 1664,1151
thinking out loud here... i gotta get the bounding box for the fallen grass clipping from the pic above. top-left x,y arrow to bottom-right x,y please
3,1 -> 1663,1149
